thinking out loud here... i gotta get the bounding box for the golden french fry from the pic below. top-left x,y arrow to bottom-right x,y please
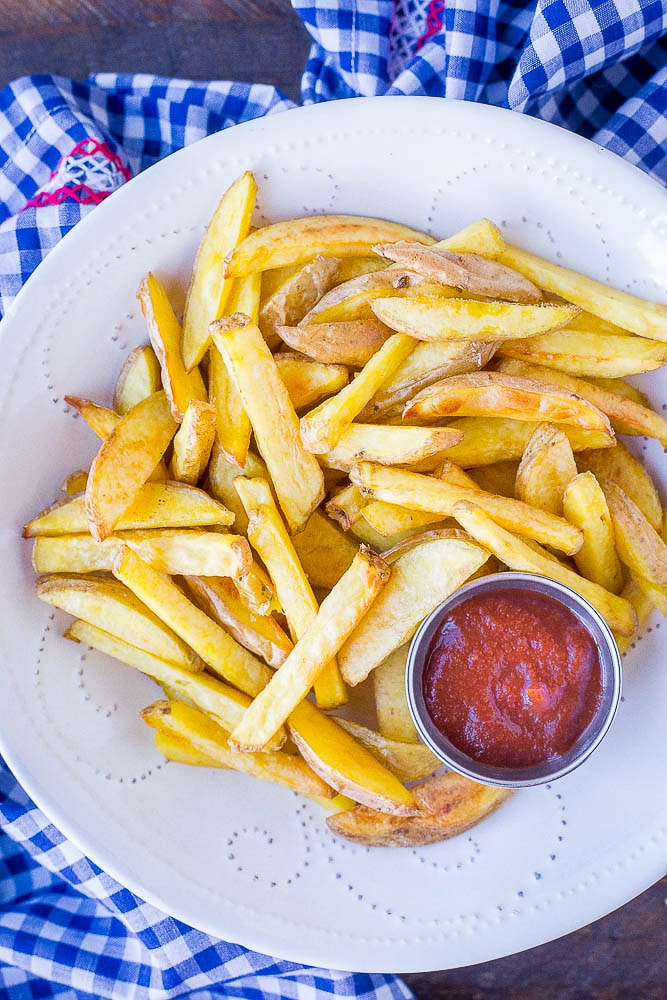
334,719 -> 440,782
153,729 -> 226,767
60,470 -> 89,495
35,574 -> 202,671
113,344 -> 162,414
290,509 -> 358,590
211,316 -> 324,533
300,271 -> 431,326
350,462 -> 583,554
277,319 -> 393,366
204,444 -> 267,535
288,698 -> 417,815
85,390 -> 178,541
562,472 -> 623,593
371,296 -> 578,342
170,399 -> 216,484
576,441 -> 662,531
404,372 -> 612,436
497,328 -> 667,377
451,501 -> 636,636
259,255 -> 340,341
225,214 -> 434,277
615,577 -> 656,655
142,699 -> 332,798
338,531 -> 488,685
360,500 -> 444,537
208,342 -> 252,468
229,547 -> 389,750
300,333 -> 417,453
65,396 -> 119,438
274,353 -> 348,412
324,483 -> 369,530
137,273 -> 208,421
603,482 -> 667,597
498,243 -> 667,342
467,460 -> 518,497
514,423 -> 577,516
320,423 -> 464,473
182,170 -> 257,370
112,544 -> 272,697
372,644 -> 418,742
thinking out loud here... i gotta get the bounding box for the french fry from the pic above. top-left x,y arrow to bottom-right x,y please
274,353 -> 348,411
300,333 -> 417,453
23,482 -> 234,537
615,577 -> 656,656
562,472 -> 623,593
320,423 -> 464,473
182,170 -> 257,370
351,462 -> 583,554
142,700 -> 333,798
137,273 -> 208,421
211,316 -> 324,533
259,255 -> 340,341
208,341 -> 252,468
300,271 -> 431,326
514,424 -> 577,516
60,470 -> 89,495
324,483 -> 369,530
335,719 -> 440,782
360,500 -> 445,537
153,730 -> 225,767
371,296 -> 578,342
204,445 -> 267,535
235,475 -> 347,709
35,574 -> 202,671
498,243 -> 667,341
170,399 -> 216,484
467,460 -> 518,497
225,214 -> 435,277
497,328 -> 667,377
603,482 -> 667,602
113,344 -> 162,414
290,509 -> 357,590
277,319 -> 393,366
451,501 -> 637,636
576,441 -> 662,531
112,544 -> 272,696
229,547 -> 389,750
65,396 -> 120,438
85,390 -> 178,541
372,644 -> 418,742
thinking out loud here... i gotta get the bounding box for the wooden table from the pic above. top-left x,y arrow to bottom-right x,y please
1,2 -> 666,996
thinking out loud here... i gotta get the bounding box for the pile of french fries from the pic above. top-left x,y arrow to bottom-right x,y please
23,170 -> 667,847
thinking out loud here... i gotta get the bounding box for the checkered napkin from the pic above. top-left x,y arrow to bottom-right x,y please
1,1 -> 666,997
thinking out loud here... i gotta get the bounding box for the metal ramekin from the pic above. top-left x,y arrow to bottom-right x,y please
406,572 -> 623,788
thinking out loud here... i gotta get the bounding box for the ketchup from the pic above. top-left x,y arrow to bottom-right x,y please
422,588 -> 603,768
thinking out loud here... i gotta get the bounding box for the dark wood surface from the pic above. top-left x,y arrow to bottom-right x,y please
1,2 -> 665,995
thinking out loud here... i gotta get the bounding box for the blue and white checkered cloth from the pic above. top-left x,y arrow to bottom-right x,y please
1,1 -> 666,996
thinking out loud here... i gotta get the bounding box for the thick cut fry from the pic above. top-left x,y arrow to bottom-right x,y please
229,547 -> 389,750
211,316 -> 324,533
274,353 -> 348,411
204,445 -> 267,535
183,575 -> 292,668
300,270 -> 430,326
235,475 -> 347,708
497,328 -> 667,378
113,344 -> 162,414
562,472 -> 623,593
373,644 -> 419,742
496,357 -> 667,446
603,482 -> 667,596
498,243 -> 667,342
60,470 -> 88,495
153,730 -> 225,767
112,545 -> 272,696
291,509 -> 357,590
615,578 -> 656,655
85,391 -> 178,541
288,698 -> 416,815
24,482 -> 233,537
259,255 -> 340,340
371,296 -> 578,342
320,423 -> 464,473
452,501 -> 636,636
351,462 -> 583,555
32,528 -> 252,579
334,719 -> 440,782
208,341 -> 252,467
404,372 -> 612,435
182,170 -> 257,369
277,319 -> 393,366
373,242 -> 541,302
300,333 -> 417,453
576,442 -> 662,531
514,424 -> 577,516
65,618 -> 285,746
142,700 -> 332,798
225,214 -> 434,276
338,532 -> 488,685
65,396 -> 120,438
361,500 -> 444,537
35,574 -> 201,670
324,483 -> 369,530
327,772 -> 510,847
170,399 -> 216,484
138,272 -> 209,421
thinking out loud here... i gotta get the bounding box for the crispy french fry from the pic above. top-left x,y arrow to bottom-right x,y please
65,396 -> 120,438
229,547 -> 389,750
277,319 -> 393,366
85,390 -> 178,541
615,577 -> 656,656
360,500 -> 444,537
208,341 -> 252,467
204,445 -> 267,535
451,501 -> 636,636
372,644 -> 418,742
320,423 -> 464,473
182,170 -> 257,370
291,509 -> 357,590
562,472 -> 623,593
211,316 -> 324,533
334,719 -> 440,782
576,441 -> 662,531
324,483 -> 369,530
170,399 -> 216,484
351,462 -> 583,554
259,255 -> 340,341
496,328 -> 667,377
274,353 -> 348,411
112,544 -> 272,696
300,333 -> 417,453
113,344 -> 162,414
371,296 -> 578,342
603,482 -> 667,598
514,424 -> 577,516
225,214 -> 434,277
60,470 -> 88,495
153,729 -> 225,767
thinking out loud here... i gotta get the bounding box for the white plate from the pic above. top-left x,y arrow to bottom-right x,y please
0,97 -> 666,974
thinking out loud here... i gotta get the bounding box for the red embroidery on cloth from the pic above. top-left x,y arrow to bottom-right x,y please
415,0 -> 445,51
24,138 -> 131,209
